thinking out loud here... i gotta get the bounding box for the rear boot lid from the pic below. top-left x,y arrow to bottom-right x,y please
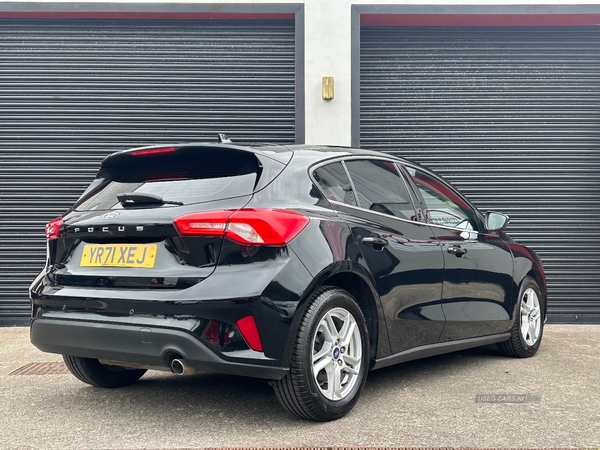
46,144 -> 288,290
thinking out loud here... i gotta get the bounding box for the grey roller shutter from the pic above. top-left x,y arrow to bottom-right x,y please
0,18 -> 295,324
361,27 -> 600,322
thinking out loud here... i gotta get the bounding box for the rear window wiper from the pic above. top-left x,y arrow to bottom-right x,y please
117,192 -> 184,206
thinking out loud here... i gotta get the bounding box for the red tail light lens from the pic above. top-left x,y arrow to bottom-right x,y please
227,209 -> 310,245
235,315 -> 263,352
173,209 -> 309,246
173,210 -> 232,236
45,217 -> 63,240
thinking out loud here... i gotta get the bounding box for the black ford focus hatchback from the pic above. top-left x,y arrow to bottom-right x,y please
30,141 -> 546,421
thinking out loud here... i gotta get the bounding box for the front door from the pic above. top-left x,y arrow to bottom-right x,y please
405,165 -> 514,341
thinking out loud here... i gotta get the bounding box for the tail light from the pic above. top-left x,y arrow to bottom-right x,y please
45,217 -> 63,241
173,209 -> 309,246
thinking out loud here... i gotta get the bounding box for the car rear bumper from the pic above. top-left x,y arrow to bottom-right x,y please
30,317 -> 289,380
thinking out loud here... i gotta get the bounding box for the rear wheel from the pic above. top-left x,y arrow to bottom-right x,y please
271,287 -> 370,421
63,355 -> 147,388
497,276 -> 544,358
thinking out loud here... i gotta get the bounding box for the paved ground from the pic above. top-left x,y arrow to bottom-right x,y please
0,325 -> 598,449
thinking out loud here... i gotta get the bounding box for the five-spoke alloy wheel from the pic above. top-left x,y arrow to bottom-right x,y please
519,287 -> 542,346
311,307 -> 363,401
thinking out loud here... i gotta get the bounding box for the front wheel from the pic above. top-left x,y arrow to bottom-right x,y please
497,276 -> 545,358
63,355 -> 147,388
271,287 -> 370,421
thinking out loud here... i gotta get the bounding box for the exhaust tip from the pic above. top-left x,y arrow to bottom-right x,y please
170,358 -> 197,376
171,359 -> 185,375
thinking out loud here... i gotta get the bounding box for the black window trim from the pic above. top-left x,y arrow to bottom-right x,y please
395,162 -> 427,223
340,160 -> 359,207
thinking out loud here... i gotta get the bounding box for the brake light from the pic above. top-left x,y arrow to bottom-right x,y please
45,217 -> 63,240
173,209 -> 309,246
236,315 -> 263,352
131,147 -> 176,156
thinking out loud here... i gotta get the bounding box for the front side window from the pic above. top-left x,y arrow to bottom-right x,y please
344,159 -> 416,220
406,166 -> 478,229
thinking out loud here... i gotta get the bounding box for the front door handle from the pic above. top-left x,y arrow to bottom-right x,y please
447,244 -> 468,256
361,236 -> 389,248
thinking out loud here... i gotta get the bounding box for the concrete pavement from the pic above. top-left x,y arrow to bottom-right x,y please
0,325 -> 598,449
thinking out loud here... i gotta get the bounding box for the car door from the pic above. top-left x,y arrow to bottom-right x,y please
313,158 -> 445,354
403,164 -> 514,341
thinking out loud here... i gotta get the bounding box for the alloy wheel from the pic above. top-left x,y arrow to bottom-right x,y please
311,307 -> 362,401
520,287 -> 542,346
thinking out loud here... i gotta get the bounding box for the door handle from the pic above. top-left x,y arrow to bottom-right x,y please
447,244 -> 467,256
361,236 -> 389,248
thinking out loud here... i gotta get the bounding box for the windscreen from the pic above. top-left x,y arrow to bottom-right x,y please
75,148 -> 261,211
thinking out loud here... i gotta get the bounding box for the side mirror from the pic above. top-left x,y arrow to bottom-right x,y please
486,211 -> 509,231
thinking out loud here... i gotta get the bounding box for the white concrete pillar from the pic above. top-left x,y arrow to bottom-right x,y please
303,0 -> 352,146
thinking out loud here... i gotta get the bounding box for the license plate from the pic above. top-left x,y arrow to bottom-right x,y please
80,244 -> 158,268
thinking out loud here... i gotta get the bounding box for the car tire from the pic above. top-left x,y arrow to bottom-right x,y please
497,276 -> 544,358
63,355 -> 147,388
271,287 -> 370,421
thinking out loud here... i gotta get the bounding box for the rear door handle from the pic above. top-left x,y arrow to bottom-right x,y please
361,236 -> 389,247
447,244 -> 467,256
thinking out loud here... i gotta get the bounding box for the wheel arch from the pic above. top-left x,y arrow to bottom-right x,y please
320,271 -> 383,367
508,242 -> 547,324
280,264 -> 390,370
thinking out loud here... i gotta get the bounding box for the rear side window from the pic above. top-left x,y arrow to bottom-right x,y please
75,148 -> 260,211
344,159 -> 416,220
313,162 -> 357,206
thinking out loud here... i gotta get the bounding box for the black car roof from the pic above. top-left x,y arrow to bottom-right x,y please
278,144 -> 414,165
102,142 -> 413,168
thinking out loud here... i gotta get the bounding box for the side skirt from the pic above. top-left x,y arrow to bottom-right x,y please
371,333 -> 511,370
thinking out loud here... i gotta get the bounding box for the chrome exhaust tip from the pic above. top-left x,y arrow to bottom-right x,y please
170,358 -> 197,376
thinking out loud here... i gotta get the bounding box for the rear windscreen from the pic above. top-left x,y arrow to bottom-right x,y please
75,148 -> 260,211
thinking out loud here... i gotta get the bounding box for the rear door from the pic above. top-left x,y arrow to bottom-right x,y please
313,158 -> 445,354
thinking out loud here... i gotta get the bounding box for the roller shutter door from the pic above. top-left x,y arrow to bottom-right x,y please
0,18 -> 295,324
361,27 -> 600,322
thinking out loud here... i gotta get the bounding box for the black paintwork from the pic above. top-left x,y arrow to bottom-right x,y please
29,143 -> 547,377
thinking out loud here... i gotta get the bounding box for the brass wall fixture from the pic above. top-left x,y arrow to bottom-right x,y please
322,76 -> 334,100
